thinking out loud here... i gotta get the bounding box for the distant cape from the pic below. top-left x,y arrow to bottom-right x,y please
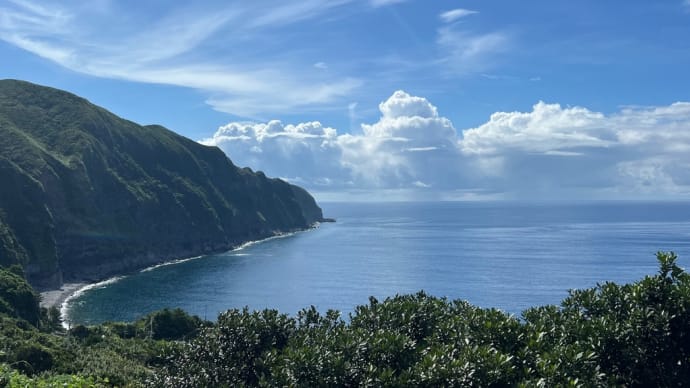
0,79 -> 324,289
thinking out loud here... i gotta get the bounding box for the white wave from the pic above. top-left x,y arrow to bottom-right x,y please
230,230 -> 301,252
60,275 -> 124,329
140,255 -> 204,272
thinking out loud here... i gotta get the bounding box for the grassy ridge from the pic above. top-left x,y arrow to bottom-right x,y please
0,80 -> 323,288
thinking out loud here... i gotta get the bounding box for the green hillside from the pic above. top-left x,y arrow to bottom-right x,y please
0,79 -> 323,288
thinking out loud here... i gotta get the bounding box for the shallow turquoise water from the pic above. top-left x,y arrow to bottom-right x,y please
65,201 -> 690,324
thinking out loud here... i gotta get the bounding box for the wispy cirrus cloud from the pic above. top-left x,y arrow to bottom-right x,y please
0,0 -> 361,118
432,7 -> 509,76
1,0 -> 521,119
247,0 -> 352,28
436,26 -> 509,75
439,8 -> 478,23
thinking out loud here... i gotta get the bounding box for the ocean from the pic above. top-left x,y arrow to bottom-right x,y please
65,201 -> 690,325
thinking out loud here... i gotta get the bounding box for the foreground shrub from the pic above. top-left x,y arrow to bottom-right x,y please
0,362 -> 105,387
11,343 -> 54,375
139,308 -> 205,341
152,252 -> 690,387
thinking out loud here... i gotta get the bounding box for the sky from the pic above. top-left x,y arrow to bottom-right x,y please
2,0 -> 690,201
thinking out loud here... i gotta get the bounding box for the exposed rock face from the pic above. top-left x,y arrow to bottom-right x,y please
0,80 -> 324,289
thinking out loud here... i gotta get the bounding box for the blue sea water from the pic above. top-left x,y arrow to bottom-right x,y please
65,201 -> 690,325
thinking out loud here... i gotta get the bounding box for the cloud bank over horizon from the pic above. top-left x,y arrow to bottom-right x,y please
202,91 -> 690,200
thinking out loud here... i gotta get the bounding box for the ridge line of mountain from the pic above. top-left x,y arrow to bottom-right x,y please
0,79 -> 327,290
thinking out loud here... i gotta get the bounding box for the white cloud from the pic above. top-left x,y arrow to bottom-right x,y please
360,91 -> 456,150
613,102 -> 690,149
0,0 -> 361,117
377,90 -> 438,119
339,91 -> 461,188
481,101 -> 690,157
459,101 -> 690,197
248,0 -> 352,28
439,8 -> 478,23
204,91 -> 690,199
201,120 -> 343,184
460,101 -> 611,155
204,90 -> 465,191
6,0 -> 66,20
0,0 -> 521,119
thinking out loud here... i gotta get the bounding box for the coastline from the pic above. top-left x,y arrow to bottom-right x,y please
40,226 -> 318,326
39,282 -> 87,310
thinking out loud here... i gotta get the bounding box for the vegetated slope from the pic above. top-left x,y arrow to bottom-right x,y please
0,79 -> 323,288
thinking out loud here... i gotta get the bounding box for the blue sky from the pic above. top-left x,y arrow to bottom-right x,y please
2,0 -> 690,200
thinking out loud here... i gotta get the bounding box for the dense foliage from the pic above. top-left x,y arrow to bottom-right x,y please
0,79 -> 323,288
152,251 -> 690,387
0,265 -> 40,325
2,252 -> 690,386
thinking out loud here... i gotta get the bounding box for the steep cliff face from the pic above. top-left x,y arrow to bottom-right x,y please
0,80 -> 324,289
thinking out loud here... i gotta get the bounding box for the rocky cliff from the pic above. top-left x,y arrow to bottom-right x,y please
0,80 -> 324,289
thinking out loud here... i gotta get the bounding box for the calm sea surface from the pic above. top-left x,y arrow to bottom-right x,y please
65,201 -> 690,325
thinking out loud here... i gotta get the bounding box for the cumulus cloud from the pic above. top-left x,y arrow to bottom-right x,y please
460,101 -> 690,157
200,120 -> 342,186
613,103 -> 690,149
460,102 -> 612,155
203,90 -> 466,191
341,91 -> 462,188
459,101 -> 690,197
203,91 -> 690,199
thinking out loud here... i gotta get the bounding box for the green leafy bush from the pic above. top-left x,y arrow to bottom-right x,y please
152,252 -> 690,387
137,308 -> 204,341
1,362 -> 106,387
11,343 -> 54,375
